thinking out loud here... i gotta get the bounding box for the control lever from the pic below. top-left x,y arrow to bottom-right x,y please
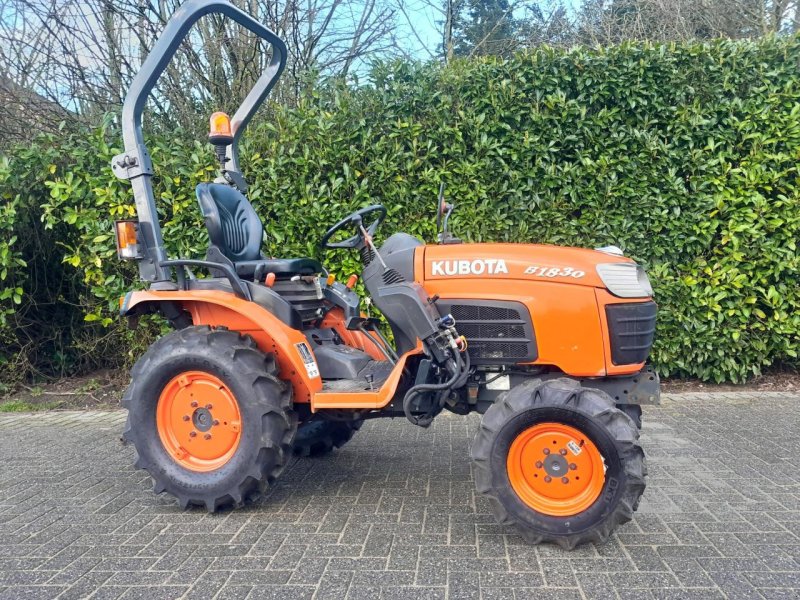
359,222 -> 387,270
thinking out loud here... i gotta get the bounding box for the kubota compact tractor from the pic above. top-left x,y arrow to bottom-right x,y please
114,0 -> 659,548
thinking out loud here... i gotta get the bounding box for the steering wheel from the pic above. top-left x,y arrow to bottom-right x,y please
320,205 -> 387,249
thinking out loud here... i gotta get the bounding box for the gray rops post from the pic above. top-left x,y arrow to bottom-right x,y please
111,0 -> 287,283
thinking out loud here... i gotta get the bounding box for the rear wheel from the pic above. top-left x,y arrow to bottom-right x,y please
293,418 -> 363,457
472,378 -> 645,549
122,326 -> 296,512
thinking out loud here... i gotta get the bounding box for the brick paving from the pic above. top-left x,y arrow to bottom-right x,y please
1,392 -> 799,599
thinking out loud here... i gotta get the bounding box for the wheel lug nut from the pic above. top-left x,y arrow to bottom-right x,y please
205,404 -> 213,410
544,476 -> 552,483
559,449 -> 567,456
190,401 -> 198,408
569,463 -> 577,470
213,419 -> 220,426
182,415 -> 190,421
543,448 -> 550,455
562,477 -> 569,484
189,431 -> 197,438
535,461 -> 543,468
204,433 -> 211,440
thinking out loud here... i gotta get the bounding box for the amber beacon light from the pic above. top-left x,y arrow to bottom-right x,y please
209,112 -> 233,146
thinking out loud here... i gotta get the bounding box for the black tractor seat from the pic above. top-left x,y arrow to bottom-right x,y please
196,182 -> 323,280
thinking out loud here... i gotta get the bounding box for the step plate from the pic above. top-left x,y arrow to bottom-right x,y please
321,360 -> 394,393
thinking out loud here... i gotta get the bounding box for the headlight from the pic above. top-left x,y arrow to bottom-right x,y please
596,263 -> 653,298
595,245 -> 624,257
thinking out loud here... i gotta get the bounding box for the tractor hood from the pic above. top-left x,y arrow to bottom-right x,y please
421,243 -> 639,291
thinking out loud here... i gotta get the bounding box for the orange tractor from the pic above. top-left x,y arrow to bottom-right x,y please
115,0 -> 658,548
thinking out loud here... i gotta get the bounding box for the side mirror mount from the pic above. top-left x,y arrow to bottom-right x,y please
436,183 -> 461,245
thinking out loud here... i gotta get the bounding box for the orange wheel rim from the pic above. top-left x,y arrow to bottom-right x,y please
156,371 -> 241,472
506,422 -> 605,517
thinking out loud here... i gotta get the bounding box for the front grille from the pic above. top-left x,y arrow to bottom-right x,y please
438,300 -> 537,364
457,322 -> 527,339
450,305 -> 520,321
606,301 -> 657,365
467,341 -> 530,360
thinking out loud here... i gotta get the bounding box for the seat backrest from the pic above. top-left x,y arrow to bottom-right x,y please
196,183 -> 263,263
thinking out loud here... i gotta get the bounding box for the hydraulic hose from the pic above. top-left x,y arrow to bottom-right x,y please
451,349 -> 471,389
403,349 -> 469,427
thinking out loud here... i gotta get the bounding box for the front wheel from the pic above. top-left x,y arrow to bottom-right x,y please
472,378 -> 645,549
122,326 -> 296,512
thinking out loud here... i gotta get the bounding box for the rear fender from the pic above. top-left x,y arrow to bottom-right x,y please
122,289 -> 322,402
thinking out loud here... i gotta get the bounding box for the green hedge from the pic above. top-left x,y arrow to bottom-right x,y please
2,36 -> 799,384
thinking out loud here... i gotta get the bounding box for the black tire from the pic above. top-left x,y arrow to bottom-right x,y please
619,404 -> 643,429
122,326 -> 296,512
293,418 -> 363,457
472,378 -> 645,549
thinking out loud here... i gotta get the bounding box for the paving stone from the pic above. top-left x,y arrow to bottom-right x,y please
117,585 -> 189,599
86,587 -> 127,600
182,569 -> 230,600
758,590 -> 800,600
539,558 -> 579,587
381,586 -> 447,600
744,571 -> 800,588
478,588 -> 514,600
629,546 -> 670,571
448,571 -> 480,600
0,586 -> 68,600
226,569 -> 292,586
480,572 -> 544,588
214,585 -> 251,599
576,572 -> 617,600
247,584 -> 315,599
0,394 -> 798,599
345,584 -> 382,599
706,570 -> 760,600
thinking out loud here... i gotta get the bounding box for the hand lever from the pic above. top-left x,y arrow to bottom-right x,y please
359,222 -> 387,269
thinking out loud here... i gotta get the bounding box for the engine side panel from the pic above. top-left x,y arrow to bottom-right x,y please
419,275 -> 608,377
416,244 -> 647,377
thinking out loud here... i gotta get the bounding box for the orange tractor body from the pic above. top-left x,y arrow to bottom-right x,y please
123,241 -> 656,413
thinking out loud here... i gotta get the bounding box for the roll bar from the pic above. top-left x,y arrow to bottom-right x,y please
112,0 -> 287,282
